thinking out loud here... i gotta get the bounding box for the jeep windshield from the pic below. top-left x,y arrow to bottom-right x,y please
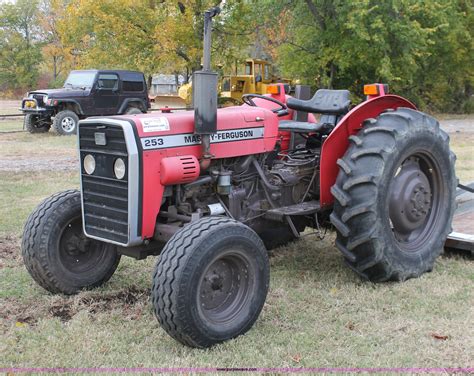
63,71 -> 96,89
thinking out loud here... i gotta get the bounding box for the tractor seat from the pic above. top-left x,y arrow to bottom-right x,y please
286,89 -> 351,115
278,121 -> 325,133
278,114 -> 337,133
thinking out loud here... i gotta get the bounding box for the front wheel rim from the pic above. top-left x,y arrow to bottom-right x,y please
61,117 -> 76,132
388,152 -> 444,252
197,250 -> 255,325
58,216 -> 109,274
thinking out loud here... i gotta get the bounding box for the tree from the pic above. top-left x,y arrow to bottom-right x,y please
0,0 -> 43,91
55,0 -> 256,84
414,0 -> 474,112
260,0 -> 473,112
39,0 -> 74,83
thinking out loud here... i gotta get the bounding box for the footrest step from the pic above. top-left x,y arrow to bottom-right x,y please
265,200 -> 321,221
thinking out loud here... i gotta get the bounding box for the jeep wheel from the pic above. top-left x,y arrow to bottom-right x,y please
125,107 -> 143,115
152,217 -> 269,348
24,114 -> 51,133
22,190 -> 121,294
330,108 -> 456,282
53,110 -> 79,135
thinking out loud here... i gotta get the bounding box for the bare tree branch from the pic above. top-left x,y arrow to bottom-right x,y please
304,0 -> 326,30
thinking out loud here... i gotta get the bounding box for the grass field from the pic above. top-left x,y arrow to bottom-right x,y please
0,114 -> 473,369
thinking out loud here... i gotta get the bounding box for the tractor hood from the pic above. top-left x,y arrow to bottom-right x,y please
29,88 -> 91,98
125,106 -> 278,154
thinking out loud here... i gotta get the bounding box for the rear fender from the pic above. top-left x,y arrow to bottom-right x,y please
119,98 -> 147,114
319,95 -> 416,207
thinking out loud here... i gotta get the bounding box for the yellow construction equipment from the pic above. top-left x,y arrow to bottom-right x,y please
178,59 -> 292,106
220,59 -> 291,101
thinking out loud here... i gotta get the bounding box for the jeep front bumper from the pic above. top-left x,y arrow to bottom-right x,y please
20,98 -> 53,116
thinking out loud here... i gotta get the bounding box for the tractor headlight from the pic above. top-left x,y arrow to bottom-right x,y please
114,158 -> 126,180
83,154 -> 96,175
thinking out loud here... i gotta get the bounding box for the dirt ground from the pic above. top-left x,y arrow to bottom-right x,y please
0,153 -> 78,172
0,100 -> 21,115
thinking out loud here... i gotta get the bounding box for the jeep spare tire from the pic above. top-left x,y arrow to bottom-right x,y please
24,114 -> 51,133
53,110 -> 79,135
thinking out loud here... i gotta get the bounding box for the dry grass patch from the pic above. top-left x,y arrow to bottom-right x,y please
0,119 -> 24,133
450,131 -> 474,182
0,170 -> 79,237
0,130 -> 76,154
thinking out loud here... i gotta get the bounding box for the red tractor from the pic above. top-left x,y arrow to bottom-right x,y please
22,8 -> 456,348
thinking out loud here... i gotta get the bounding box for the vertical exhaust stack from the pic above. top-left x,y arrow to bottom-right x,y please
193,6 -> 221,166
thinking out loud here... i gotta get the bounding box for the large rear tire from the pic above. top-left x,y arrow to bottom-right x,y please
152,216 -> 270,348
22,190 -> 120,294
330,108 -> 456,282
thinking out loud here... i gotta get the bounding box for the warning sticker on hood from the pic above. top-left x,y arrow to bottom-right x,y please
142,117 -> 170,132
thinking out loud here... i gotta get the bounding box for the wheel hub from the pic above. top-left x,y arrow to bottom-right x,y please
200,259 -> 238,311
58,217 -> 107,273
61,117 -> 75,132
63,232 -> 90,256
389,159 -> 432,234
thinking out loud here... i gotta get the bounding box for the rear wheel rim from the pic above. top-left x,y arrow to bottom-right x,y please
197,250 -> 255,325
58,216 -> 109,274
388,151 -> 444,252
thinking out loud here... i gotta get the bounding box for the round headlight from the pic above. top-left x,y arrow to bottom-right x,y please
114,158 -> 126,180
83,154 -> 96,175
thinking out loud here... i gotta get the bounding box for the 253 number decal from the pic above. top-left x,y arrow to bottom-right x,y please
143,138 -> 164,147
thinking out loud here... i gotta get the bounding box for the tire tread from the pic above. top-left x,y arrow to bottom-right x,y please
331,108 -> 456,282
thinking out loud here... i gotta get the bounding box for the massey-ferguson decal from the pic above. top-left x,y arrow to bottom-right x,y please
141,127 -> 265,150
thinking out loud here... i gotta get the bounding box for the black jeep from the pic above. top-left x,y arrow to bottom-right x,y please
21,70 -> 150,135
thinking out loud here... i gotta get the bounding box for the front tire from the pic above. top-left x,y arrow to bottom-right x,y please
152,217 -> 270,348
22,190 -> 121,294
330,108 -> 456,282
24,114 -> 51,133
52,110 -> 79,135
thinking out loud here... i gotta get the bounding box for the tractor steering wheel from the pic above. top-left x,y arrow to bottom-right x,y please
242,94 -> 289,116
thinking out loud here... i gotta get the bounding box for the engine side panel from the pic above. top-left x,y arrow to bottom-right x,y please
123,106 -> 279,239
319,95 -> 416,207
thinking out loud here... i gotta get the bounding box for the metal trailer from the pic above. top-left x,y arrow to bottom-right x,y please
446,182 -> 474,254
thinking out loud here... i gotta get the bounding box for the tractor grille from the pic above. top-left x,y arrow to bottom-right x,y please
79,123 -> 130,245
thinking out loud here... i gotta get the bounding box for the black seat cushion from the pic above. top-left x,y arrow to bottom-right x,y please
286,89 -> 351,115
278,120 -> 325,133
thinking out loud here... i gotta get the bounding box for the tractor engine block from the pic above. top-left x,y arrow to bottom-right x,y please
162,148 -> 320,237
